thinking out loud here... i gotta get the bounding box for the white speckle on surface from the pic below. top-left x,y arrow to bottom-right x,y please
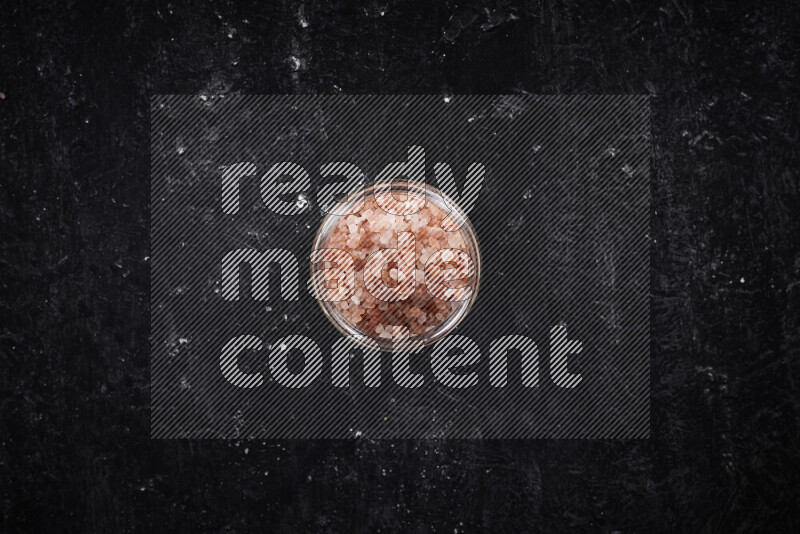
740,277 -> 745,283
295,193 -> 308,210
297,6 -> 309,27
176,146 -> 185,155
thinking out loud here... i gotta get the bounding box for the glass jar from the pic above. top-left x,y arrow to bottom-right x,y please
310,181 -> 481,351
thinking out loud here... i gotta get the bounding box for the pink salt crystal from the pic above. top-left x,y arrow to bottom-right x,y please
447,233 -> 462,248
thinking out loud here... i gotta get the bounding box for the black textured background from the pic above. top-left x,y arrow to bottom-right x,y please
1,1 -> 799,532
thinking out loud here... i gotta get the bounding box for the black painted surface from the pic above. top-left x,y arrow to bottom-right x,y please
1,1 -> 798,532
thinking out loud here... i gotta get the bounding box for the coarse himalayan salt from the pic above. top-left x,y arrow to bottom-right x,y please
319,193 -> 475,339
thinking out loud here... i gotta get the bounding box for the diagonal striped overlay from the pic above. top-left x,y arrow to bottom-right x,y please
150,95 -> 650,439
